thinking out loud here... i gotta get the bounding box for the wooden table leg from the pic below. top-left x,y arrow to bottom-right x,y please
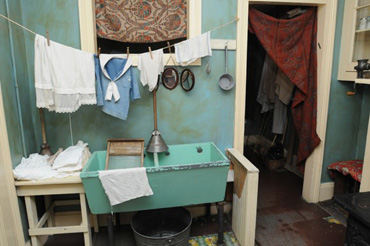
24,196 -> 42,246
80,193 -> 92,246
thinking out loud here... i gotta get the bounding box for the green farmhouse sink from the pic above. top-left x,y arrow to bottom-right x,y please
80,142 -> 230,214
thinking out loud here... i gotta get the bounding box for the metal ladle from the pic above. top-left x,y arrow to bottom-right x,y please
218,44 -> 235,90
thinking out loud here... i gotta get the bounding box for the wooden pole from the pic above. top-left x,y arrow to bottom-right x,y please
153,88 -> 158,130
39,108 -> 47,144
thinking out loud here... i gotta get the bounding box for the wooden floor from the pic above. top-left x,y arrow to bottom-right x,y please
252,151 -> 346,246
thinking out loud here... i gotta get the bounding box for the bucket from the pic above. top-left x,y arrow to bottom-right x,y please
131,207 -> 192,246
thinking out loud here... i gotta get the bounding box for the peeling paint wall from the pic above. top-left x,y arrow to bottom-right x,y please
20,0 -> 237,154
0,0 -> 36,241
321,0 -> 370,183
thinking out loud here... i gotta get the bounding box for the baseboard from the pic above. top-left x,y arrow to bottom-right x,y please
319,182 -> 334,202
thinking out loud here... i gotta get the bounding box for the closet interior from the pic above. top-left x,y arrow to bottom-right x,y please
244,4 -> 312,178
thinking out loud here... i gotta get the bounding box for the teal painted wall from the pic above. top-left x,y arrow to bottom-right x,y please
321,0 -> 370,182
0,0 -> 36,241
20,0 -> 237,154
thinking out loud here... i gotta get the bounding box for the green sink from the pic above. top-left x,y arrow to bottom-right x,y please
80,142 -> 230,214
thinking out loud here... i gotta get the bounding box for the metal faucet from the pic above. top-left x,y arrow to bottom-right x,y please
354,59 -> 370,78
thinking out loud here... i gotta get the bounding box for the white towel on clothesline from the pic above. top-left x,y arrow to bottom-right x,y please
98,167 -> 153,206
138,49 -> 164,91
34,34 -> 96,113
175,31 -> 212,65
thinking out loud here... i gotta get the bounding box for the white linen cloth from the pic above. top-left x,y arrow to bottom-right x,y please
34,34 -> 96,113
175,31 -> 212,65
98,167 -> 153,206
138,49 -> 164,91
13,154 -> 59,180
52,140 -> 89,172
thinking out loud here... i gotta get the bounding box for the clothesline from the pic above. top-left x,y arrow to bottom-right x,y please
0,12 -> 239,54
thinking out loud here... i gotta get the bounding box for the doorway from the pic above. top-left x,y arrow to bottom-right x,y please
234,0 -> 337,203
244,4 -> 307,177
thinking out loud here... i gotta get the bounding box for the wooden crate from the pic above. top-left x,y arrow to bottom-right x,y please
105,138 -> 145,170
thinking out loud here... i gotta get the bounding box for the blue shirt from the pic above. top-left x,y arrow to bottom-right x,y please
95,54 -> 140,120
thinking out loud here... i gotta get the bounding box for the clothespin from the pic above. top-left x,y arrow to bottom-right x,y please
98,47 -> 101,57
127,47 -> 130,59
46,30 -> 50,46
166,41 -> 176,65
148,46 -> 153,60
167,41 -> 172,53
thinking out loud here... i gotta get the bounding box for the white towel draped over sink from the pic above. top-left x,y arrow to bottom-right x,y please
98,167 -> 153,206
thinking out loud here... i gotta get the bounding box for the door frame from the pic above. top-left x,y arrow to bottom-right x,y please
0,84 -> 24,245
235,0 -> 337,202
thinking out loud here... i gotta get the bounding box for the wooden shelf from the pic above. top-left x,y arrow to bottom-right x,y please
355,28 -> 370,33
355,78 -> 370,84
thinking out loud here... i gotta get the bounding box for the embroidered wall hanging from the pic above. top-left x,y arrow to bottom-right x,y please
96,0 -> 187,43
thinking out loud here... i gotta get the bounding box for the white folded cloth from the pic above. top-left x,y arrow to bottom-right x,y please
98,167 -> 153,206
52,141 -> 88,170
34,34 -> 96,113
175,31 -> 212,65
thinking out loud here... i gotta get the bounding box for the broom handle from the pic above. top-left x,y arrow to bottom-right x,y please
39,108 -> 47,144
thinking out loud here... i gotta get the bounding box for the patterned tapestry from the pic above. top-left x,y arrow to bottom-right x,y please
95,0 -> 187,43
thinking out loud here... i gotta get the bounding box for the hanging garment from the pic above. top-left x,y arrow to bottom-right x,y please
272,70 -> 294,135
272,95 -> 287,134
138,49 -> 164,91
275,70 -> 294,105
95,54 -> 140,120
249,8 -> 320,163
175,31 -> 212,65
257,54 -> 278,113
34,34 -> 96,113
98,167 -> 153,206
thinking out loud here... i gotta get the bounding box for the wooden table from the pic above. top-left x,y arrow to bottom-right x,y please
15,176 -> 93,246
333,191 -> 370,246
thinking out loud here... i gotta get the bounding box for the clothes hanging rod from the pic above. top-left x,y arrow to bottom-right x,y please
164,17 -> 240,50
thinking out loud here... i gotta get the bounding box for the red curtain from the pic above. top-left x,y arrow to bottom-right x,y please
249,8 -> 320,163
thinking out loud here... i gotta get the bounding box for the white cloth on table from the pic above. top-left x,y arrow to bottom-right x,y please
175,31 -> 212,66
13,154 -> 59,180
98,167 -> 153,206
138,49 -> 164,92
34,34 -> 96,113
52,140 -> 89,172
